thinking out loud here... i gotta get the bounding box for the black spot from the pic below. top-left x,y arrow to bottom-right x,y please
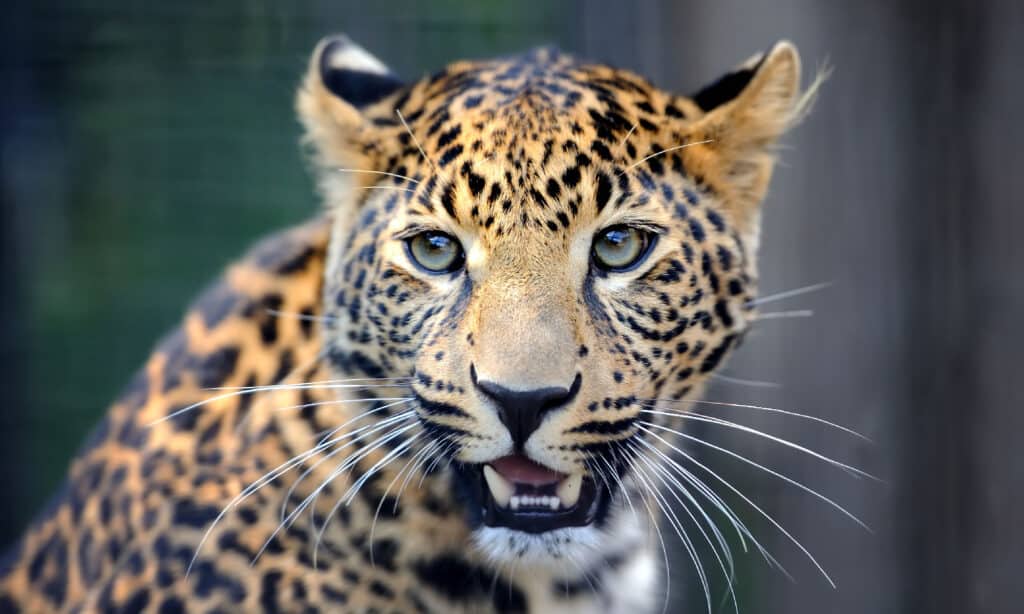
567,417 -> 635,435
594,172 -> 612,212
665,103 -> 685,118
688,218 -> 706,242
369,580 -> 394,599
440,183 -> 457,218
468,173 -> 486,197
172,499 -> 220,528
591,140 -> 613,162
545,178 -> 562,200
261,570 -> 283,613
561,166 -> 581,187
158,596 -> 186,614
714,300 -> 735,327
699,334 -> 736,373
438,144 -> 464,167
196,346 -> 240,389
436,124 -> 461,149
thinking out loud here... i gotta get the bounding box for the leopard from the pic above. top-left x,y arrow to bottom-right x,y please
0,34 -> 819,613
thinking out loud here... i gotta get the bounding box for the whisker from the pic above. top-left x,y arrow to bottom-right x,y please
396,109 -> 438,173
627,457 -> 675,614
753,309 -> 815,320
369,440 -> 439,558
629,437 -> 776,567
625,139 -> 714,171
628,442 -> 738,614
280,406 -> 416,521
261,422 -> 417,566
209,377 -> 412,392
314,433 -> 421,565
637,424 -> 821,586
186,405 -> 409,575
629,454 -> 712,614
333,168 -> 420,185
629,440 -> 737,570
618,122 -> 639,150
274,396 -> 412,415
639,420 -> 872,532
643,398 -> 872,442
640,408 -> 876,472
710,373 -> 782,389
151,378 -> 411,426
746,282 -> 832,308
356,185 -> 418,193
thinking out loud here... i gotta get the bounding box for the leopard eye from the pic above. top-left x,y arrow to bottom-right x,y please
406,231 -> 465,273
592,225 -> 654,272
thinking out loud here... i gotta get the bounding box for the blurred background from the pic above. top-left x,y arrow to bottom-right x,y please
1,1 -> 1022,612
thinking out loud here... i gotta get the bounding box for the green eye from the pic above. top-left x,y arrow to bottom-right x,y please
592,225 -> 654,271
406,231 -> 465,273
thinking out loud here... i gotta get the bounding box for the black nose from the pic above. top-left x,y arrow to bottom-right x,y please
473,369 -> 582,450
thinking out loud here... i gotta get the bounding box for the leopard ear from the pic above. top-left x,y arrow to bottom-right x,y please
296,35 -> 405,190
684,41 -> 819,229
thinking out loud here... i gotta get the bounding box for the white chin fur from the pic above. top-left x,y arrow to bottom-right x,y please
472,526 -> 603,569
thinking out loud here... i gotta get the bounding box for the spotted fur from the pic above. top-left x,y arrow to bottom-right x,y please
0,35 -> 812,613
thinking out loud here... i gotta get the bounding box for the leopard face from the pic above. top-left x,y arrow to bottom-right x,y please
299,36 -> 810,566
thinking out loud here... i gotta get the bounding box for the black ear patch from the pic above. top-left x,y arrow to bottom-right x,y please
691,54 -> 766,112
319,39 -> 405,108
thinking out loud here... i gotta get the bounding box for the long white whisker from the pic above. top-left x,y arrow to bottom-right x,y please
642,419 -> 872,534
314,433 -> 421,565
746,282 -> 832,307
639,423 -> 840,587
151,380 -> 410,426
710,373 -> 782,389
618,122 -> 638,150
626,455 -> 674,614
630,453 -> 711,614
396,109 -> 438,173
626,139 -> 714,171
209,377 -> 412,392
631,437 -> 773,566
334,168 -> 420,185
640,409 -> 876,479
629,441 -> 737,614
280,405 -> 416,521
260,422 -> 418,567
356,185 -> 418,193
643,399 -> 872,442
368,440 -> 439,558
187,405 -> 394,575
753,309 -> 815,320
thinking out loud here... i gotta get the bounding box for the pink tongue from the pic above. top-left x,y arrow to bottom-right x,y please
490,455 -> 565,486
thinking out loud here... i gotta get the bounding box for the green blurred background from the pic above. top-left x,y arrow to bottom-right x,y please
2,1 -> 1023,613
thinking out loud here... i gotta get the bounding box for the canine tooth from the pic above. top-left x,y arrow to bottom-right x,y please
510,495 -> 521,510
484,466 -> 513,507
556,473 -> 583,508
549,497 -> 559,511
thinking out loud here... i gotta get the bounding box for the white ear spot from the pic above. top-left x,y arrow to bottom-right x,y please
322,35 -> 391,76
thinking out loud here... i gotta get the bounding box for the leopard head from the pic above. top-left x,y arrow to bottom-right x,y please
297,35 -> 811,565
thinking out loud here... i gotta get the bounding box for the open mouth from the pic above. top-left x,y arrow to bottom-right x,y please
477,455 -> 604,534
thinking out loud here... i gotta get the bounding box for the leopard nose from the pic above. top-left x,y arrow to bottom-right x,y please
473,368 -> 582,450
